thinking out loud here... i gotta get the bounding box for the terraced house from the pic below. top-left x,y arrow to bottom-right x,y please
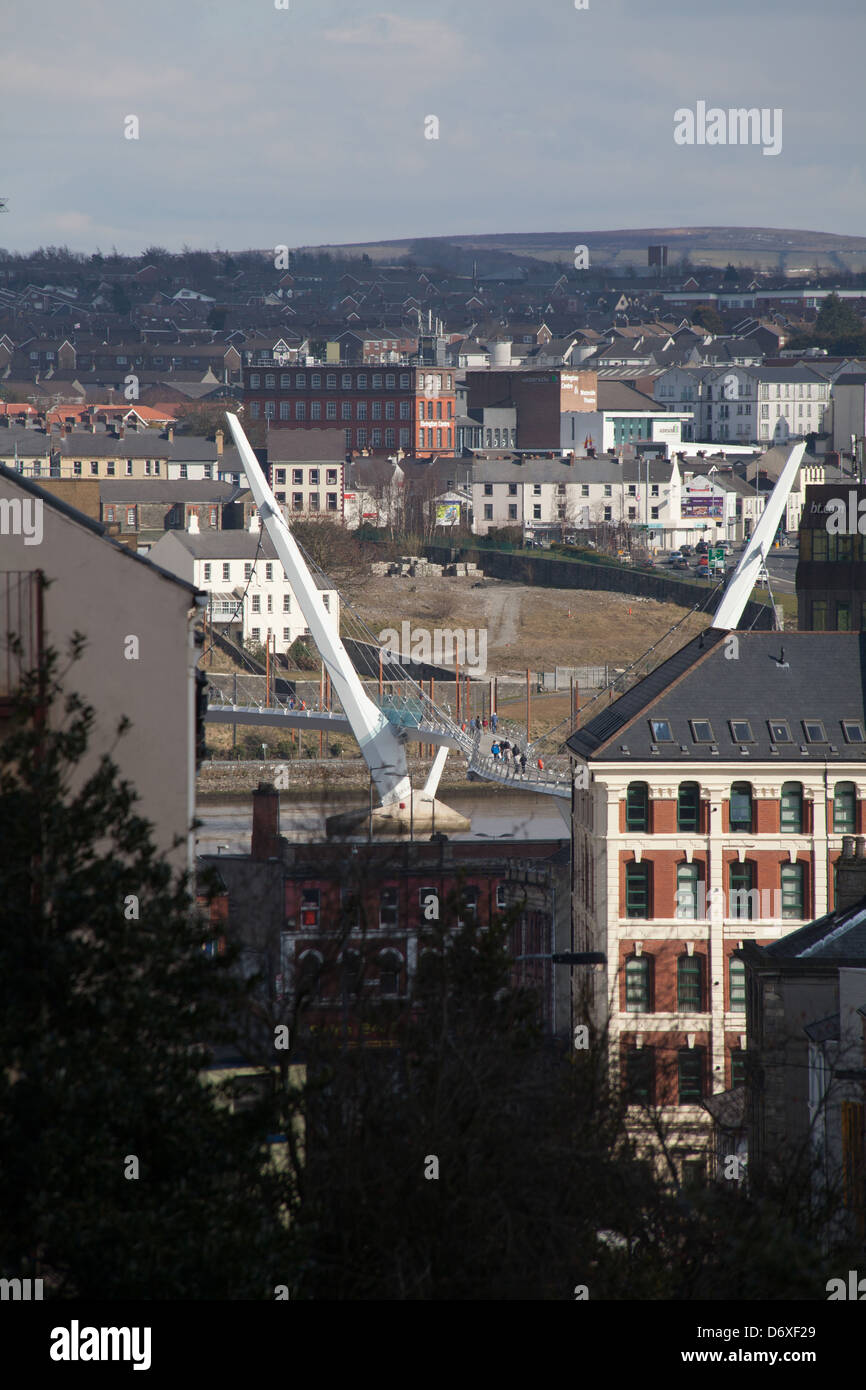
568,629 -> 866,1180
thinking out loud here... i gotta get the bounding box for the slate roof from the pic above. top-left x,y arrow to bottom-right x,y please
744,894 -> 866,964
567,631 -> 866,764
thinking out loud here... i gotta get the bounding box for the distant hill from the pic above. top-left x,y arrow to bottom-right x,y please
297,226 -> 866,276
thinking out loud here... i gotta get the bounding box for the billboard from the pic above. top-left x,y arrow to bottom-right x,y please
682,491 -> 724,518
435,502 -> 460,527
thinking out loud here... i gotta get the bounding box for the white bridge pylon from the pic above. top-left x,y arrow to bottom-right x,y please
221,414 -> 571,815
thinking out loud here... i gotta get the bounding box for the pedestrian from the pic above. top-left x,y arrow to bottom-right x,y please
501,739 -> 510,753
491,711 -> 498,732
482,717 -> 488,731
491,741 -> 501,761
537,757 -> 544,772
288,697 -> 295,710
519,753 -> 527,773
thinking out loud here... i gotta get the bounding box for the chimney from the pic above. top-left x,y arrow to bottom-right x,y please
166,426 -> 174,443
251,781 -> 282,860
215,428 -> 224,456
835,836 -> 866,912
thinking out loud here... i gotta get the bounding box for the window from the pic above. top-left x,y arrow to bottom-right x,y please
458,887 -> 478,924
283,628 -> 290,641
252,595 -> 261,613
508,483 -> 518,496
677,782 -> 700,833
729,719 -> 754,743
803,719 -> 827,743
533,505 -> 541,520
265,562 -> 273,581
678,1048 -> 704,1104
626,781 -> 649,832
327,492 -> 338,511
309,493 -> 320,511
244,563 -> 253,580
690,719 -> 713,743
729,782 -> 753,832
249,373 -> 261,388
810,600 -> 827,630
203,562 -> 212,581
484,505 -> 493,520
842,721 -> 865,744
297,951 -> 322,999
649,718 -> 673,742
106,460 -> 115,476
604,506 -> 612,521
731,1050 -> 747,1087
385,401 -> 396,420
371,401 -> 382,419
833,781 -> 856,833
326,374 -> 337,389
326,469 -> 338,486
90,461 -> 99,475
769,719 -> 791,743
300,887 -> 320,928
311,402 -> 321,420
292,469 -> 303,486
295,401 -> 306,420
379,886 -> 398,928
676,863 -> 700,920
625,955 -> 651,1012
105,506 -> 115,523
836,602 -> 851,631
340,951 -> 362,996
222,563 -> 231,580
484,483 -> 493,496
677,954 -> 704,1011
326,402 -> 337,420
282,594 -> 291,613
625,1047 -> 654,1104
625,862 -> 651,919
251,628 -> 260,640
729,957 -> 746,1012
125,507 -> 136,527
781,862 -> 804,919
603,484 -> 612,497
73,461 -> 82,476
308,469 -> 319,485
780,781 -> 803,833
508,505 -> 517,520
265,373 -> 276,388
729,860 -> 755,919
341,373 -> 352,389
357,430 -> 367,448
379,951 -> 401,996
341,401 -> 352,420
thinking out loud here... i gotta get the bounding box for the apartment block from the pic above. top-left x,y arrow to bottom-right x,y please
568,629 -> 866,1180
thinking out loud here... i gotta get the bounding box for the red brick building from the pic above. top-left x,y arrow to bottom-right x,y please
243,361 -> 457,458
199,784 -> 572,1039
569,628 -> 866,1180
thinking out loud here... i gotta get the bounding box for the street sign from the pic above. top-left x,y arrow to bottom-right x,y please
712,547 -> 724,562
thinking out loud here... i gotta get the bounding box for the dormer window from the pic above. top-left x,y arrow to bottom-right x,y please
729,720 -> 754,744
768,720 -> 791,743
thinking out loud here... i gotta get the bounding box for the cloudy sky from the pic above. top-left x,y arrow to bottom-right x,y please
0,0 -> 862,254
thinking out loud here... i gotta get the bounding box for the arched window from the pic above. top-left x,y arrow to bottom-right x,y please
340,950 -> 362,997
780,781 -> 803,833
378,950 -> 402,996
625,954 -> 651,1012
729,957 -> 746,1012
297,950 -> 323,999
677,954 -> 704,1012
833,781 -> 856,834
677,781 -> 701,833
626,782 -> 649,833
730,782 -> 753,832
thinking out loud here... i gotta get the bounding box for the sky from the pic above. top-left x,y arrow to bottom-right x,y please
0,0 -> 863,255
